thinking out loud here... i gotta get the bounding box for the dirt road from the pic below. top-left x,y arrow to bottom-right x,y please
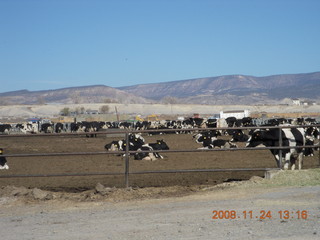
1,182 -> 319,240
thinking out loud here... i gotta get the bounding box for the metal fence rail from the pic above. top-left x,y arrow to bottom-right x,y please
0,124 -> 319,188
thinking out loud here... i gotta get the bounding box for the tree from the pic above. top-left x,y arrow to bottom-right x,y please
99,105 -> 110,114
60,107 -> 70,116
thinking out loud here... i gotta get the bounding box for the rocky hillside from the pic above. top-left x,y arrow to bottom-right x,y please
118,72 -> 320,105
0,72 -> 319,105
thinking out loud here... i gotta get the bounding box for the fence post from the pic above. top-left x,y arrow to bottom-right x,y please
318,144 -> 320,167
124,132 -> 130,188
278,127 -> 282,169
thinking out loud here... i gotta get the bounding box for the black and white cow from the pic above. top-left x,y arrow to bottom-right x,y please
0,124 -> 11,134
119,121 -> 133,130
0,148 -> 9,170
211,139 -> 238,149
304,139 -> 319,157
193,130 -> 221,144
135,121 -> 150,131
134,139 -> 170,161
304,126 -> 319,157
69,122 -> 82,132
104,133 -> 146,152
15,122 -> 39,134
190,117 -> 206,128
246,127 -> 305,170
194,131 -> 237,149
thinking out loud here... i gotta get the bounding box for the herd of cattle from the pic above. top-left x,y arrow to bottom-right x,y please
0,116 -> 319,171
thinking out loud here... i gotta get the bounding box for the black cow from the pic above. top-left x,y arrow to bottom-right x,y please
206,119 -> 217,128
0,148 -> 9,170
40,123 -> 54,133
230,129 -> 249,142
241,117 -> 254,127
225,117 -> 237,127
134,140 -> 170,161
246,128 -> 305,170
54,122 -> 65,133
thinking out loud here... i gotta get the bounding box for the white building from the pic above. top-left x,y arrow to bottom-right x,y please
292,98 -> 301,105
219,110 -> 250,119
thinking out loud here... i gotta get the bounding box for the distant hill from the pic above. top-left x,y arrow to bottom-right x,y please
0,85 -> 151,105
0,72 -> 319,105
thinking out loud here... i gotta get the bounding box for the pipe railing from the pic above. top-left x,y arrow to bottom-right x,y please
0,124 -> 319,188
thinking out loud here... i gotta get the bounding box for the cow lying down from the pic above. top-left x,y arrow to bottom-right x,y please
104,134 -> 169,161
134,140 -> 170,161
194,131 -> 237,149
198,139 -> 238,149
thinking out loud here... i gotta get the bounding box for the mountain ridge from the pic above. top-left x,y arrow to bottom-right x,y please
0,72 -> 319,105
117,72 -> 320,104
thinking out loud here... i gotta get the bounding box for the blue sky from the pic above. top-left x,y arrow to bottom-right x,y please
1,0 -> 320,93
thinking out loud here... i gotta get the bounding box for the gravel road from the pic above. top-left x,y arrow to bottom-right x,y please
1,184 -> 319,240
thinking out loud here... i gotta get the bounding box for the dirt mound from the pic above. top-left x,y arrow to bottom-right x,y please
0,183 -> 207,206
1,169 -> 319,206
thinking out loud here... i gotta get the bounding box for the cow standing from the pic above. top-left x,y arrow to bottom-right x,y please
0,148 -> 9,170
246,128 -> 305,170
304,126 -> 319,157
0,124 -> 11,134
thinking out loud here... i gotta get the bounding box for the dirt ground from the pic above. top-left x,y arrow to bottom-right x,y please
0,135 -> 319,240
0,132 -> 319,192
0,173 -> 320,240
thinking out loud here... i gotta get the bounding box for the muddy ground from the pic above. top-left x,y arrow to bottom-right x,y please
0,132 -> 319,192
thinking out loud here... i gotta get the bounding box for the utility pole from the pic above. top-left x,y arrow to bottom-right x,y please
115,106 -> 120,122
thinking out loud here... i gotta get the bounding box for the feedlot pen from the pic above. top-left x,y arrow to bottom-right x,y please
0,126 -> 319,191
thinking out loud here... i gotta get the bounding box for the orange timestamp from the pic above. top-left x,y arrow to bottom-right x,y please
212,210 -> 308,220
